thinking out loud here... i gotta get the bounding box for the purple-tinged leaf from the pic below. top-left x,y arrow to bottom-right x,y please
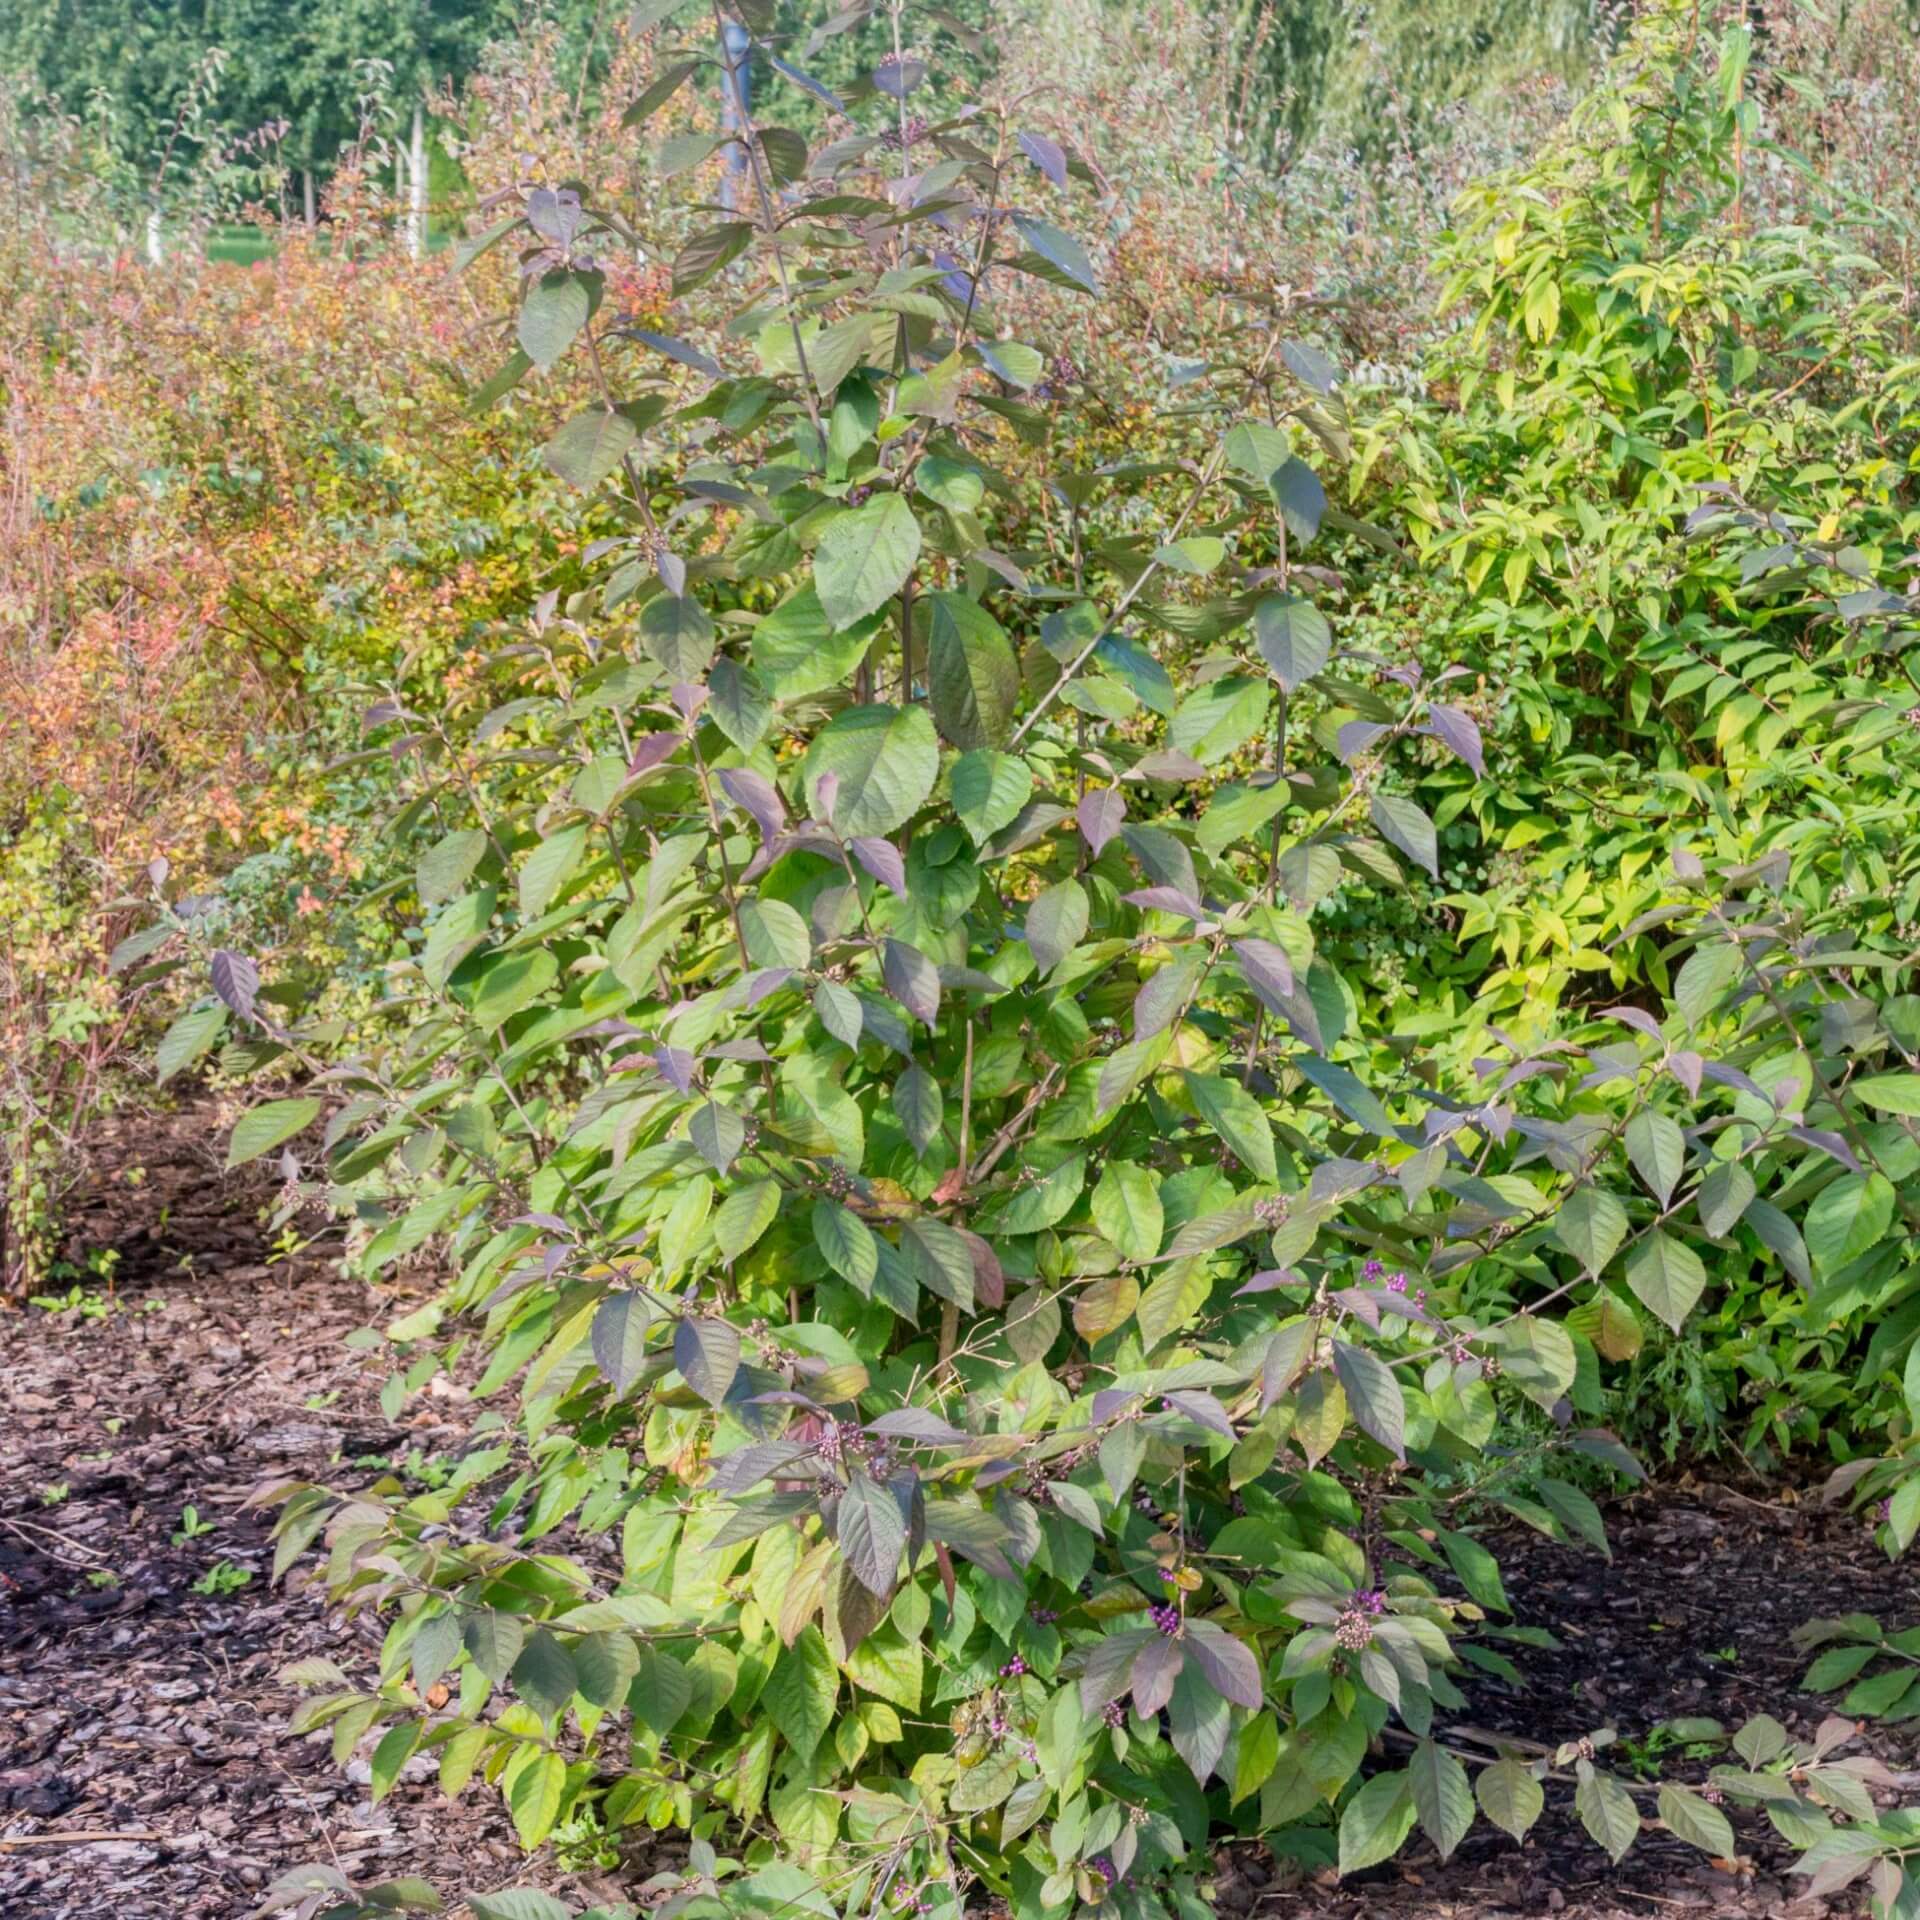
591,1290 -> 651,1393
866,1409 -> 969,1443
717,766 -> 788,840
769,53 -> 844,111
851,836 -> 907,896
1666,1049 -> 1705,1097
1184,1618 -> 1263,1709
1131,1636 -> 1185,1716
706,1439 -> 818,1493
675,1316 -> 741,1407
871,54 -> 926,97
1702,1059 -> 1766,1101
1789,1126 -> 1863,1175
1600,1005 -> 1664,1041
1078,1629 -> 1156,1712
653,1046 -> 698,1094
211,949 -> 260,1023
655,547 -> 688,597
1079,787 -> 1126,856
1331,1339 -> 1407,1460
1370,793 -> 1440,879
813,770 -> 841,822
628,731 -> 682,775
1426,704 -> 1485,777
706,1037 -> 772,1063
1016,130 -> 1067,187
1280,338 -> 1341,395
671,681 -> 707,719
744,966 -> 796,1007
1161,1389 -> 1235,1442
1093,1388 -> 1141,1424
1126,749 -> 1209,784
1124,887 -> 1205,920
1235,1268 -> 1306,1296
625,327 -> 721,377
836,1469 -> 907,1596
1232,937 -> 1295,1006
1337,719 -> 1392,762
883,939 -> 942,1025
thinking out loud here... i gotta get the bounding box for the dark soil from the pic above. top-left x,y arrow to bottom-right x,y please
0,1103 -> 590,1920
4,1101 -> 1916,1919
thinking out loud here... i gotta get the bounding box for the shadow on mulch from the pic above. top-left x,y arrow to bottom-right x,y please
1230,1488 -> 1913,1918
3,1100 -> 1914,1919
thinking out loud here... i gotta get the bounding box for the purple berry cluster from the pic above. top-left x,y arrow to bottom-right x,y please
1149,1602 -> 1182,1636
1102,1699 -> 1128,1729
1000,1656 -> 1027,1678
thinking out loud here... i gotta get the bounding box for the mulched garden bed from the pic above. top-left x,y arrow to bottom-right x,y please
3,1100 -> 1913,1918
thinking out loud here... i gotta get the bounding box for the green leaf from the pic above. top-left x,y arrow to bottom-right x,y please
1674,940 -> 1740,1027
1338,1768 -> 1416,1876
470,1890 -> 571,1920
518,270 -> 590,368
1658,1782 -> 1735,1858
1858,1074 -> 1920,1116
1696,1161 -> 1755,1238
1369,792 -> 1438,879
1092,1162 -> 1163,1264
520,824 -> 588,919
924,592 -> 1020,749
982,1151 -> 1086,1236
838,1471 -> 906,1596
1008,214 -> 1100,294
1272,457 -> 1326,541
814,493 -> 921,631
752,586 -> 882,700
1026,878 -> 1089,974
1225,421 -> 1290,489
227,1097 -> 321,1169
814,1201 -> 878,1288
417,828 -> 489,907
1625,1109 -> 1685,1207
1252,595 -> 1331,691
1409,1739 -> 1474,1861
641,591 -> 716,679
1498,1317 -> 1576,1411
690,1101 -> 746,1174
1573,1761 -> 1639,1864
1181,1072 -> 1277,1181
950,750 -> 1032,845
591,1291 -> 652,1393
893,1063 -> 943,1157
508,1748 -> 567,1850
463,1608 -> 526,1683
714,1180 -> 780,1262
1553,1188 -> 1627,1277
765,1626 -> 838,1765
1805,1173 -> 1895,1276
1626,1230 -> 1707,1333
1331,1340 -> 1406,1461
804,704 -> 940,837
1476,1758 -> 1544,1842
543,407 -> 637,490
471,949 -> 559,1032
157,1004 -> 227,1085
511,1630 -> 580,1722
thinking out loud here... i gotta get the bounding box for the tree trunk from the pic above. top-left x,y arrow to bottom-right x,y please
408,99 -> 427,259
303,167 -> 316,228
144,205 -> 164,265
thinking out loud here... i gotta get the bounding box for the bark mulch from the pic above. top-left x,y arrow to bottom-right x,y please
4,1100 -> 1916,1918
